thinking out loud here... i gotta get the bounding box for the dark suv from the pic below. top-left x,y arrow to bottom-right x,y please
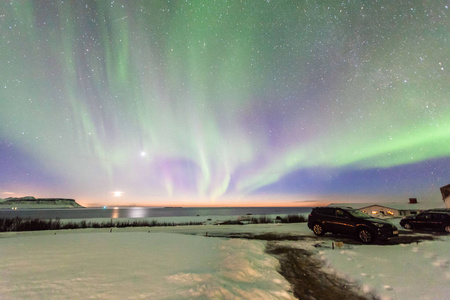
400,211 -> 450,233
308,207 -> 399,243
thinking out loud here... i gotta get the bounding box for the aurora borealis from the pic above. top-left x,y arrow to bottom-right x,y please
1,1 -> 449,206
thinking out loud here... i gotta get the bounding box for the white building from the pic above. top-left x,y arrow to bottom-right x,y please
328,198 -> 443,218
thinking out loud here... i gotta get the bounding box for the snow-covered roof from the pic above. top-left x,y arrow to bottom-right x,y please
328,203 -> 370,209
328,202 -> 444,211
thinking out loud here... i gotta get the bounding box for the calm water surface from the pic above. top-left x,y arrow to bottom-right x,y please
0,207 -> 313,220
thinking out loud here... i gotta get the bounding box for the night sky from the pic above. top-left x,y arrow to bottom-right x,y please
1,1 -> 449,206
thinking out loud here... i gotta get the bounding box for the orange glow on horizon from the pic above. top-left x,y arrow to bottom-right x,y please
80,201 -> 328,208
5,188 -> 413,209
76,194 -> 336,208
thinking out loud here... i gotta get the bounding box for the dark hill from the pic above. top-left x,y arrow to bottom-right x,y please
0,197 -> 84,208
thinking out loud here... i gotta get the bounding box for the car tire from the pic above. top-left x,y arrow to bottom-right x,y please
312,223 -> 325,236
358,228 -> 374,243
403,223 -> 412,230
444,225 -> 450,233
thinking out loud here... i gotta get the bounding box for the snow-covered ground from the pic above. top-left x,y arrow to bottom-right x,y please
1,219 -> 449,299
317,237 -> 450,300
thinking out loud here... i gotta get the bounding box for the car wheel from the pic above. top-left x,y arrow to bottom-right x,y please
444,225 -> 450,233
312,223 -> 325,236
358,228 -> 374,243
403,223 -> 412,230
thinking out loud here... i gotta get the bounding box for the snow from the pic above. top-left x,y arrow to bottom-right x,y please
0,229 -> 294,299
1,218 -> 449,299
318,236 -> 450,300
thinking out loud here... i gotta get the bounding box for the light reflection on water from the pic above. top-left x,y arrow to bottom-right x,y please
111,208 -> 119,219
127,207 -> 146,218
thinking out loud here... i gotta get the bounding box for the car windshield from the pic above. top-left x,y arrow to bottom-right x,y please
347,209 -> 371,218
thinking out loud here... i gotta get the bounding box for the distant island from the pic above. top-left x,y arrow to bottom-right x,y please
0,196 -> 84,209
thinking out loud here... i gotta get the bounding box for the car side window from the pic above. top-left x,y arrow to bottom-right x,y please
317,208 -> 335,216
336,209 -> 346,218
417,213 -> 431,220
435,214 -> 448,221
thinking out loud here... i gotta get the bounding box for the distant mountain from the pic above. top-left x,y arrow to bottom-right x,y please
0,197 -> 84,208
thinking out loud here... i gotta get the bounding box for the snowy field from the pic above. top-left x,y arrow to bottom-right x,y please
1,219 -> 449,299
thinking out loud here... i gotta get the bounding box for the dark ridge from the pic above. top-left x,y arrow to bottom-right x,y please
0,197 -> 83,208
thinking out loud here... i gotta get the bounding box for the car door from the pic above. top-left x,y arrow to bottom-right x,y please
317,207 -> 337,232
442,214 -> 450,228
333,209 -> 355,234
431,213 -> 446,230
414,213 -> 433,229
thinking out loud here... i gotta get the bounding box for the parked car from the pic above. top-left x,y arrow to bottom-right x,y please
307,207 -> 399,243
400,211 -> 450,233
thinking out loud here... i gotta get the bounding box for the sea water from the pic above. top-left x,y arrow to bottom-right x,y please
0,206 -> 313,220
